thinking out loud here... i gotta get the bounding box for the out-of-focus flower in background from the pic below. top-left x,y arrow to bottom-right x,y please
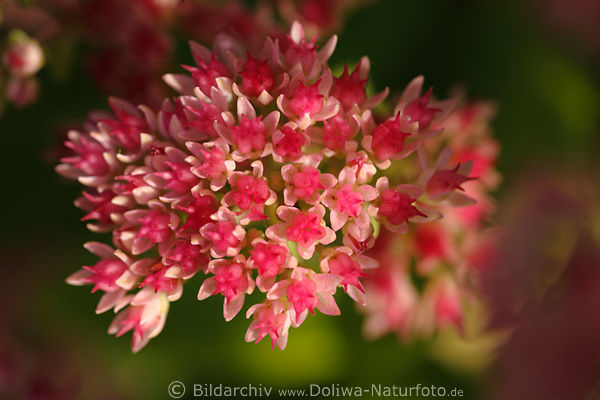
2,33 -> 44,77
273,0 -> 375,37
1,30 -> 44,110
482,169 -> 600,400
360,98 -> 501,342
535,0 -> 600,57
0,0 -> 374,111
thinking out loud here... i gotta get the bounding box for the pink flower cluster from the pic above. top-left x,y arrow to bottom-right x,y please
361,101 -> 501,340
59,22 -> 479,352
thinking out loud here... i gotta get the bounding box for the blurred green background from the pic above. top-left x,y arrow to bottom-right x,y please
1,0 -> 599,399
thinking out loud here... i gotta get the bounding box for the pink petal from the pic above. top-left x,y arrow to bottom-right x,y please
319,256 -> 331,273
237,96 -> 256,120
140,298 -> 163,326
401,75 -> 424,103
411,205 -> 442,223
96,290 -> 127,314
133,186 -> 159,204
314,98 -> 339,122
432,98 -> 456,122
275,332 -> 289,350
83,242 -> 115,259
449,192 -> 477,207
108,309 -> 128,335
313,273 -> 342,292
296,113 -> 313,130
394,140 -> 419,160
223,295 -> 244,321
338,166 -> 357,186
291,308 -> 308,327
354,210 -> 370,228
321,227 -> 337,245
354,254 -> 379,270
131,237 -> 153,255
361,135 -> 373,153
363,87 -> 389,110
297,243 -> 316,260
458,159 -> 474,175
116,270 -> 138,290
129,258 -> 155,275
435,147 -> 452,170
167,284 -> 183,302
66,269 -> 91,286
266,222 -> 288,242
257,90 -> 273,105
276,205 -> 299,222
309,204 -> 326,219
245,303 -> 262,319
347,286 -> 367,306
256,275 -> 277,292
320,174 -> 337,189
267,279 -> 291,300
318,35 -> 337,64
283,188 -> 298,206
318,69 -> 333,93
131,287 -> 156,306
189,40 -> 212,61
197,277 -> 216,300
290,21 -> 304,44
251,160 -> 264,178
375,177 -> 390,192
303,153 -> 323,168
124,209 -> 147,224
263,111 -> 281,132
357,185 -> 379,201
276,94 -> 289,117
329,210 -> 347,231
317,294 -> 340,316
396,184 -> 424,199
382,220 -> 409,234
245,327 -> 260,343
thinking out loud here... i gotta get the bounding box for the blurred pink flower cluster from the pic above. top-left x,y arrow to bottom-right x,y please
1,30 -> 44,111
482,170 -> 600,400
58,20 -> 489,352
361,100 -> 501,340
537,0 -> 600,55
1,0 -> 372,109
80,0 -> 176,107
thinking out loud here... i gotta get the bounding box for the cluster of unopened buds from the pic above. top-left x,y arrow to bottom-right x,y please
59,22 -> 483,352
1,30 -> 44,111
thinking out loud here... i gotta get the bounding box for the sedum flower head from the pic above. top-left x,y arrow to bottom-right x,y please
59,22 -> 482,352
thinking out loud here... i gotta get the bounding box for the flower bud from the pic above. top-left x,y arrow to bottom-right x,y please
3,38 -> 44,78
5,76 -> 39,107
